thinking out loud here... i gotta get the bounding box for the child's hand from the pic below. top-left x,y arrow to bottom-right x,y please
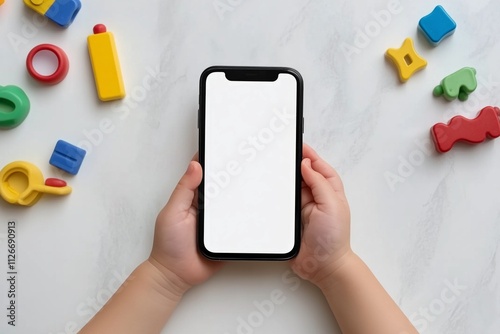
149,157 -> 223,296
291,144 -> 353,288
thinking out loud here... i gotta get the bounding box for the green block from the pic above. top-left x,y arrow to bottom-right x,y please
433,67 -> 477,101
0,85 -> 31,129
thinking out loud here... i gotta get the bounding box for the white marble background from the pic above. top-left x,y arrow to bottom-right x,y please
1,0 -> 499,333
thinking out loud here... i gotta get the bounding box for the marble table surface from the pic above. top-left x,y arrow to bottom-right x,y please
1,0 -> 500,333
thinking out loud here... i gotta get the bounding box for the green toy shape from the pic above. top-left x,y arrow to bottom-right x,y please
0,85 -> 31,129
433,67 -> 477,102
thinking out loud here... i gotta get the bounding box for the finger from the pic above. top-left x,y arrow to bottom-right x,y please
192,152 -> 201,212
303,144 -> 338,181
302,143 -> 319,159
301,179 -> 313,209
303,143 -> 315,156
301,184 -> 313,209
301,158 -> 336,209
164,161 -> 203,215
303,144 -> 345,194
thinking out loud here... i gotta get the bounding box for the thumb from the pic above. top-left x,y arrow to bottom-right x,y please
164,161 -> 203,214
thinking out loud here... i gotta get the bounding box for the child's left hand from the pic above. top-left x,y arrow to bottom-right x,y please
149,157 -> 223,296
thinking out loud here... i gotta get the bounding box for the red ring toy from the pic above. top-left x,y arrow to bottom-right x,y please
26,44 -> 69,85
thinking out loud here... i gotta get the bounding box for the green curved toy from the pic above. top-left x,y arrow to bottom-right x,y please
0,85 -> 31,129
433,67 -> 477,102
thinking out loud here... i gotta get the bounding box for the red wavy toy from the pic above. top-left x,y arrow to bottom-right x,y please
431,106 -> 500,153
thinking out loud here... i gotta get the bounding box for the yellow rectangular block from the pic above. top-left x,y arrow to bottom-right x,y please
87,25 -> 125,101
23,0 -> 56,15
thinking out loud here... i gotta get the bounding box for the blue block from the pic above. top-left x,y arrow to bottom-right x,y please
50,140 -> 86,175
45,0 -> 82,28
419,5 -> 456,46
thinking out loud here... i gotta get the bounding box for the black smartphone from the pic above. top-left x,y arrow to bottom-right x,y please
198,66 -> 303,260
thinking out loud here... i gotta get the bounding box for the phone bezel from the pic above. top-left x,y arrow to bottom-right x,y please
198,66 -> 303,261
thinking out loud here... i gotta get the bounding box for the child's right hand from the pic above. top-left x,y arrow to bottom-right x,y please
291,144 -> 353,288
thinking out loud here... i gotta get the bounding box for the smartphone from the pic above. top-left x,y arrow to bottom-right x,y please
198,66 -> 303,260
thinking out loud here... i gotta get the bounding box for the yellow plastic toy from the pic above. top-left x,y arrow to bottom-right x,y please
386,38 -> 427,83
23,0 -> 56,16
87,24 -> 126,101
0,161 -> 72,207
0,0 -> 5,6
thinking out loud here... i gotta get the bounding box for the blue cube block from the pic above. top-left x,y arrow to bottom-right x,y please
50,140 -> 86,175
45,0 -> 82,28
419,5 -> 456,46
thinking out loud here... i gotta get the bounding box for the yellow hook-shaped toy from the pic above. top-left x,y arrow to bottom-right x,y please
0,161 -> 72,207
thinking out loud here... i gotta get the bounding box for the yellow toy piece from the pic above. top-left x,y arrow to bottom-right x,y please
87,24 -> 126,101
23,0 -> 56,15
0,0 -> 5,6
386,38 -> 427,83
0,161 -> 72,207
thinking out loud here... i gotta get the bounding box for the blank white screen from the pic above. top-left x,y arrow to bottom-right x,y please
204,72 -> 297,254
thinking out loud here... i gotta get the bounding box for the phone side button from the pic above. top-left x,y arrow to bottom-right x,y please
302,117 -> 305,133
197,109 -> 200,129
